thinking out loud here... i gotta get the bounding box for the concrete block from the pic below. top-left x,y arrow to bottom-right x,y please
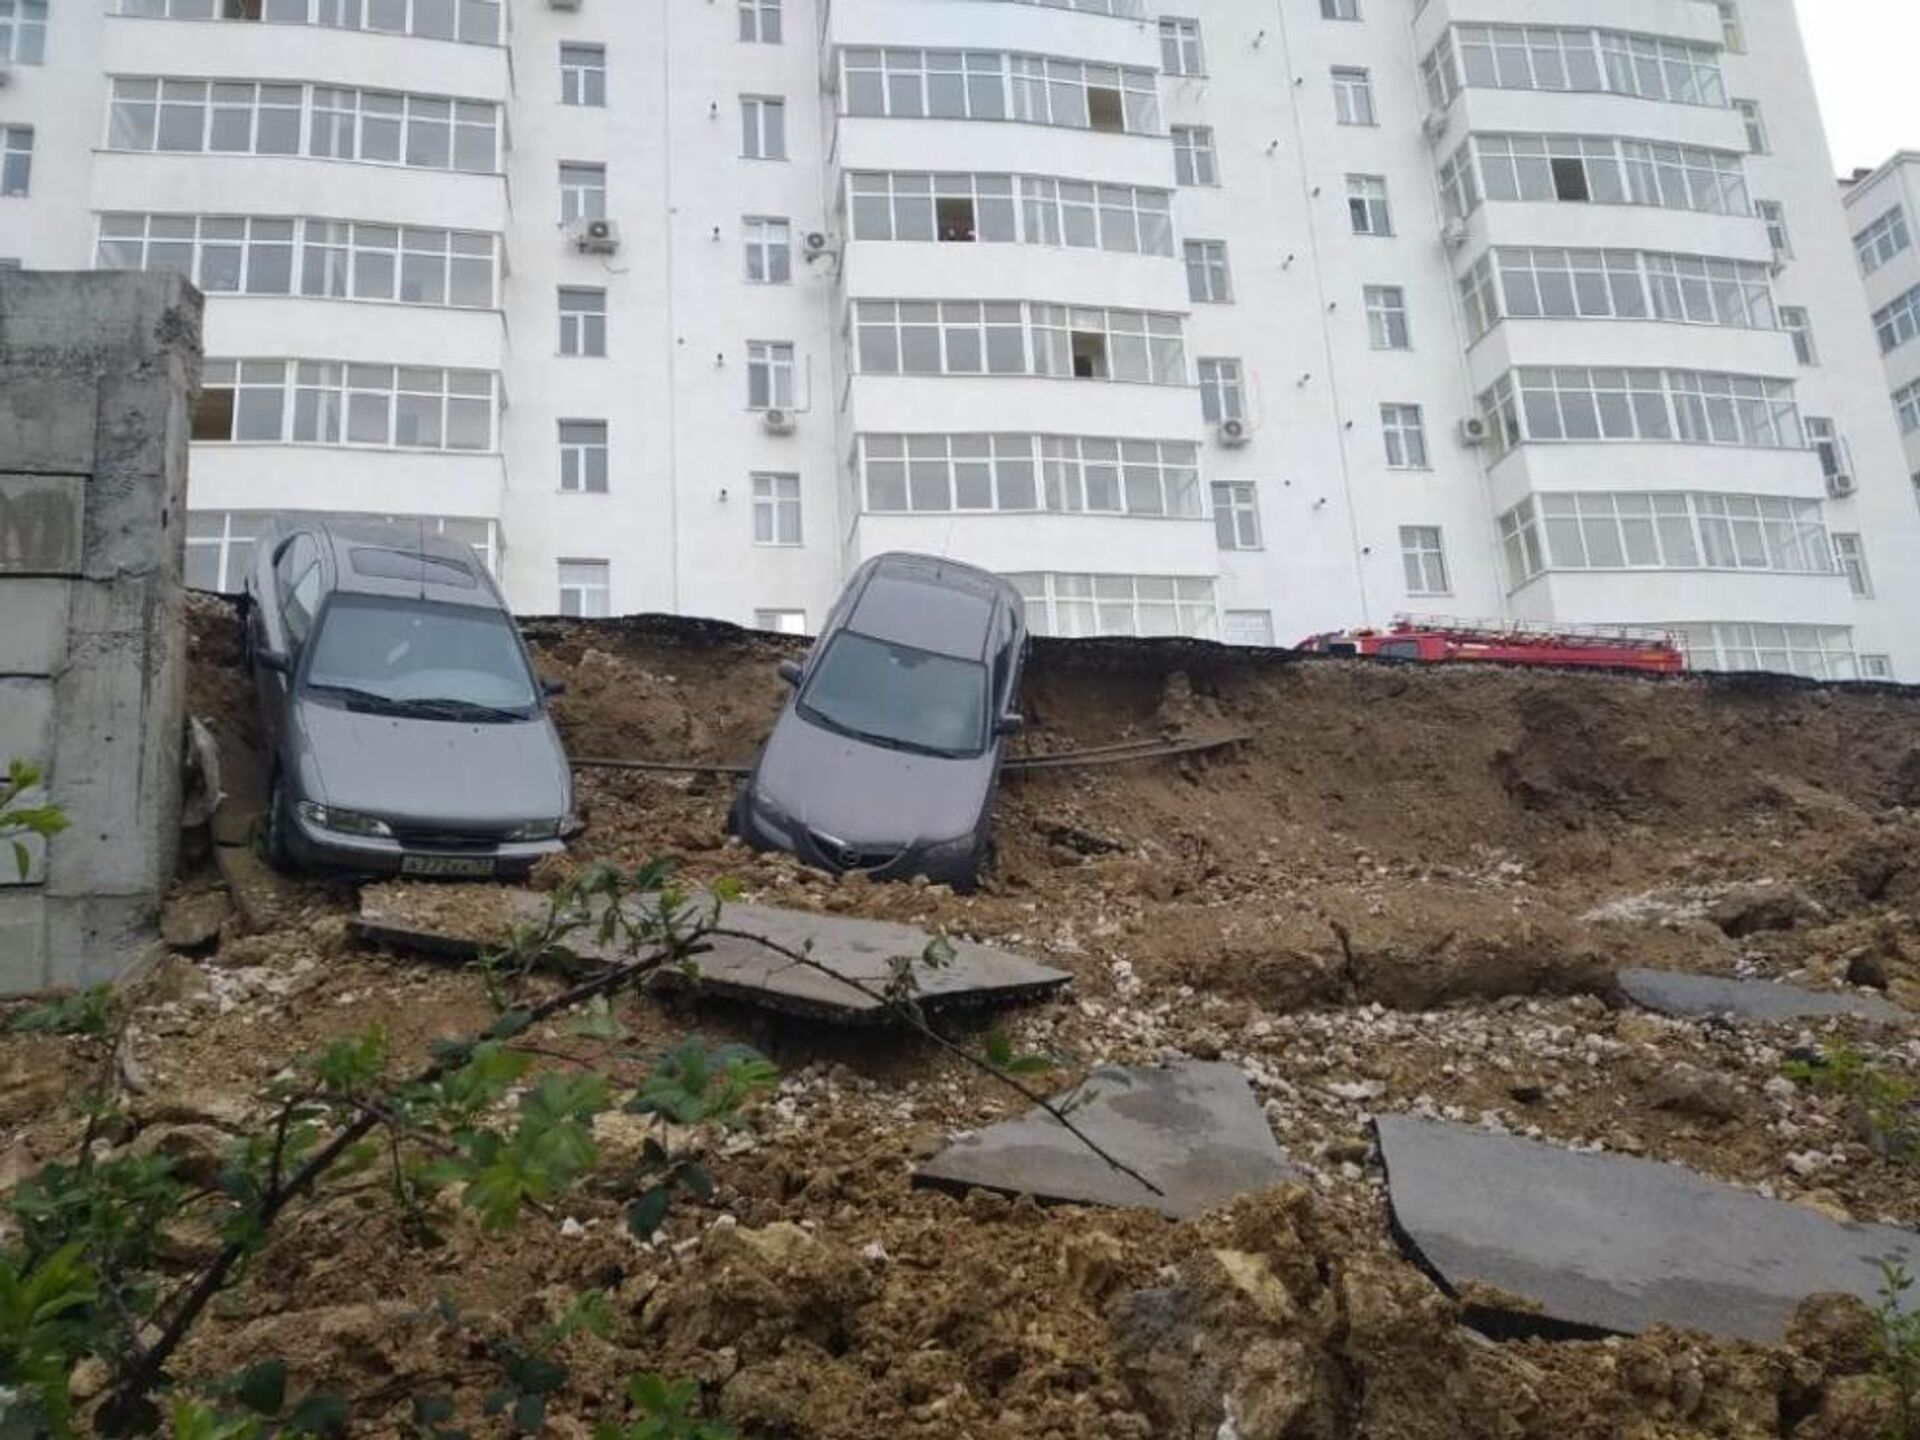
0,889 -> 48,994
86,372 -> 194,584
44,893 -> 161,988
0,677 -> 54,768
1618,967 -> 1905,1024
0,578 -> 72,674
0,271 -> 203,371
0,474 -> 86,575
0,377 -> 96,478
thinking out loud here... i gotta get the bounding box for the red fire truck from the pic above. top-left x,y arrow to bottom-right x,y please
1296,616 -> 1688,675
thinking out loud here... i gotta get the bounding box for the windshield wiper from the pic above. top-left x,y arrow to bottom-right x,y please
799,705 -> 973,759
304,682 -> 415,715
391,697 -> 529,723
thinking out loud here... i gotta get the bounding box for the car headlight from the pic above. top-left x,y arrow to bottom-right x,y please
296,802 -> 393,838
504,818 -> 562,841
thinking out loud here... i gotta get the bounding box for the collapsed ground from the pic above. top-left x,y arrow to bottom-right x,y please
15,595 -> 1920,1437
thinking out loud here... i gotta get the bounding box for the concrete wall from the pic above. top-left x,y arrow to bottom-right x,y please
0,270 -> 201,994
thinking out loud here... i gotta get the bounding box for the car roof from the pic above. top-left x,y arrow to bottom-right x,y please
286,517 -> 502,610
844,553 -> 1020,661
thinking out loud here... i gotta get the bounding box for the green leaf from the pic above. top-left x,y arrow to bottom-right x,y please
11,839 -> 27,881
284,1392 -> 349,1438
511,1393 -> 545,1435
232,1359 -> 288,1416
626,1185 -> 670,1239
711,876 -> 742,903
491,1009 -> 534,1040
677,1163 -> 715,1203
1003,1054 -> 1055,1076
983,1029 -> 1014,1069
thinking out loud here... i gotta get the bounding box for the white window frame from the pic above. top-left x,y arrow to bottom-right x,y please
739,0 -> 781,43
1854,207 -> 1912,276
740,95 -> 786,160
195,359 -> 496,452
1197,357 -> 1244,424
117,0 -> 502,44
1171,125 -> 1217,186
1756,200 -> 1792,264
839,49 -> 1160,135
743,216 -> 792,283
1832,533 -> 1871,597
751,471 -> 802,545
1716,1 -> 1744,53
0,125 -> 27,196
1159,17 -> 1202,76
1008,572 -> 1218,639
559,287 -> 608,357
1347,175 -> 1392,236
1779,306 -> 1816,366
1478,366 -> 1802,456
1425,26 -> 1727,108
0,0 -> 45,63
1381,403 -> 1429,469
1464,247 -> 1777,335
1400,526 -> 1451,595
746,340 -> 796,409
1332,67 -> 1375,126
559,162 -> 608,224
1733,99 -> 1767,154
1446,133 -> 1748,221
755,609 -> 807,634
558,560 -> 610,618
1365,285 -> 1409,349
1211,481 -> 1260,550
1873,284 -> 1920,354
1223,610 -> 1275,646
859,434 -> 1199,518
560,44 -> 607,107
1320,0 -> 1359,19
1183,239 -> 1231,304
1499,491 -> 1837,582
559,419 -> 609,494
846,171 -> 1173,256
1861,655 -> 1894,681
1895,379 -> 1920,436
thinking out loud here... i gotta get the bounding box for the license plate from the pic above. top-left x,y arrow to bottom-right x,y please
401,855 -> 495,878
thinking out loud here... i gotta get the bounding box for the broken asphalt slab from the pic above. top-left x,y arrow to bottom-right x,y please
352,885 -> 1070,1025
1618,967 -> 1904,1025
1377,1115 -> 1919,1343
913,1061 -> 1298,1219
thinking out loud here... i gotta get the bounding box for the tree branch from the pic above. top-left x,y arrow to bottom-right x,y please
706,926 -> 1165,1199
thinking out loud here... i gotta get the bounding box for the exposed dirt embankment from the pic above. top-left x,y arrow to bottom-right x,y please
22,599 -> 1920,1437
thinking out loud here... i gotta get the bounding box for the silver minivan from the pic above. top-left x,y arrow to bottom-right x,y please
243,517 -> 572,879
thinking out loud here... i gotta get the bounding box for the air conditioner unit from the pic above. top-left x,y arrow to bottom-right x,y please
1457,415 -> 1491,447
571,218 -> 621,254
803,230 -> 832,259
1216,417 -> 1250,448
1825,471 -> 1856,499
762,408 -> 796,435
1441,219 -> 1469,250
1421,108 -> 1449,142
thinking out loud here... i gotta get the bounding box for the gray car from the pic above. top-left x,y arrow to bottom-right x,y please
242,517 -> 572,879
731,552 -> 1028,891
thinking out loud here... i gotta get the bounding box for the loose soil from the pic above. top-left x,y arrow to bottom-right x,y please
18,596 -> 1920,1438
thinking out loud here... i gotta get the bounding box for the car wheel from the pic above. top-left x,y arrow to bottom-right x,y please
263,773 -> 294,873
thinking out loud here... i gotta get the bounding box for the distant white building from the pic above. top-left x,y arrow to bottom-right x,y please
1844,153 -> 1920,579
2,0 -> 1914,678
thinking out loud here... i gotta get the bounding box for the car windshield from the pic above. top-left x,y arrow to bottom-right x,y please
302,594 -> 539,717
798,631 -> 989,759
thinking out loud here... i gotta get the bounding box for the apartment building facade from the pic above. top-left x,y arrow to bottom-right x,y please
1845,153 -> 1920,552
1,0 -> 1914,677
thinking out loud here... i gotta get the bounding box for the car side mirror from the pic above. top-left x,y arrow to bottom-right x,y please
258,648 -> 293,675
542,678 -> 567,698
777,659 -> 804,687
995,712 -> 1026,736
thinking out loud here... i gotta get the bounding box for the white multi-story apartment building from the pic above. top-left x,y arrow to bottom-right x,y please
1845,154 -> 1920,543
2,0 -> 1915,677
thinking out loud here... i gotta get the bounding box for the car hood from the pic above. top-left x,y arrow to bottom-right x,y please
753,710 -> 994,847
294,701 -> 571,826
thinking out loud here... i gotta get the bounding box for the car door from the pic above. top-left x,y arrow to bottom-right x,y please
258,533 -> 321,752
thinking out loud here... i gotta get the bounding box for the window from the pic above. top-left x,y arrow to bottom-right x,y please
193,360 -> 494,451
1498,492 -> 1837,583
840,50 -> 1160,135
1861,655 -> 1893,681
1733,99 -> 1767,154
1223,611 -> 1275,646
560,44 -> 606,106
739,0 -> 779,42
1447,134 -> 1748,220
1716,2 -> 1744,53
1172,126 -> 1216,186
1,127 -> 32,196
1757,201 -> 1791,264
1400,528 -> 1450,595
1332,67 -> 1375,125
859,434 -> 1198,517
746,340 -> 795,408
744,217 -> 791,283
741,96 -> 786,159
1896,380 -> 1920,436
1198,357 -> 1244,423
559,162 -> 607,223
1460,248 -> 1777,337
1683,624 -> 1859,681
1806,417 -> 1848,484
1424,26 -> 1726,108
1211,481 -> 1260,550
1478,367 -> 1801,456
848,173 -> 1172,255
1873,284 -> 1920,354
0,0 -> 45,62
1184,240 -> 1231,303
852,301 -> 1184,383
187,510 -> 496,592
1347,175 -> 1391,236
119,0 -> 502,44
1854,207 -> 1912,276
559,420 -> 609,493
1321,0 -> 1358,18
98,214 -> 295,294
1365,286 -> 1409,349
1831,533 -> 1871,597
107,79 -> 499,172
752,472 -> 802,544
1008,573 -> 1218,639
756,609 -> 807,634
558,560 -> 610,619
559,287 -> 607,356
1381,404 -> 1428,468
1779,307 -> 1816,366
1159,18 -> 1202,76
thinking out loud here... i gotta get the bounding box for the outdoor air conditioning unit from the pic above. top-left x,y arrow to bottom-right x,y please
1421,108 -> 1449,142
572,219 -> 621,254
803,230 -> 833,259
1825,471 -> 1857,499
1441,219 -> 1469,250
1216,417 -> 1250,448
762,408 -> 796,435
1457,415 -> 1491,447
